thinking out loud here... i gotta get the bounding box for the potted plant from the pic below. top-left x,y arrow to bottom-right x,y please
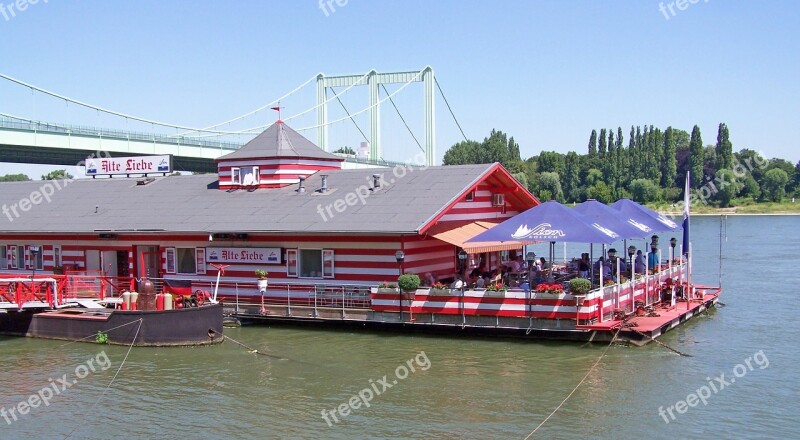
377,281 -> 399,294
535,282 -> 564,297
255,269 -> 269,291
429,282 -> 450,296
398,274 -> 420,300
568,278 -> 591,296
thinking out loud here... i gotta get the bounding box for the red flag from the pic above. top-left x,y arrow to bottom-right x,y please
271,107 -> 281,111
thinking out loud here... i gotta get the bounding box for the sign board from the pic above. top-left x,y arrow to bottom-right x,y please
85,155 -> 172,176
206,247 -> 282,265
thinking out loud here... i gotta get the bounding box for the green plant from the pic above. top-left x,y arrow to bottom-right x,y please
431,282 -> 448,290
95,331 -> 108,344
378,281 -> 397,289
255,269 -> 268,279
397,274 -> 421,292
486,283 -> 508,292
568,277 -> 591,295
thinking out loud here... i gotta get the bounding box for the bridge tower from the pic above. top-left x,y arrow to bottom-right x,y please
316,67 -> 435,166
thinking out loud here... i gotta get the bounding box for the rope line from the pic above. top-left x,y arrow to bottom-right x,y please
435,77 -> 469,142
523,328 -> 620,439
63,318 -> 142,439
330,86 -> 369,143
381,83 -> 425,153
56,318 -> 145,348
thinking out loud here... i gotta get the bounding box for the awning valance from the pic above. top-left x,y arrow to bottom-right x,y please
430,221 -> 534,253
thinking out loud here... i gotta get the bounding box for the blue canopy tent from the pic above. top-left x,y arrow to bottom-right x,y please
573,199 -> 650,239
610,198 -> 681,233
467,201 -> 623,245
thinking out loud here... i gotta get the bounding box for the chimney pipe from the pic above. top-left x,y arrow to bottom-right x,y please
298,176 -> 306,193
320,175 -> 328,193
372,174 -> 381,190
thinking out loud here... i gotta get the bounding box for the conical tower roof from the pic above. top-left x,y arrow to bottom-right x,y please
216,121 -> 343,162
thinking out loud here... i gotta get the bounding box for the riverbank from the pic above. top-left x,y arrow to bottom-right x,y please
649,201 -> 800,216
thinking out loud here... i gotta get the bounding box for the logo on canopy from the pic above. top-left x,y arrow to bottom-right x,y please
627,219 -> 653,233
591,223 -> 619,239
656,214 -> 678,229
512,223 -> 566,240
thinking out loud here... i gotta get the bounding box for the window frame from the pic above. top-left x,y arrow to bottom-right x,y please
231,167 -> 241,185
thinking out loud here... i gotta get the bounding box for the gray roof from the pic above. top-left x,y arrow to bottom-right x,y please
0,164 -> 495,234
216,121 -> 342,162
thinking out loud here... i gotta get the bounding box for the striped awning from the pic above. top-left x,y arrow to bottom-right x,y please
431,221 -> 534,253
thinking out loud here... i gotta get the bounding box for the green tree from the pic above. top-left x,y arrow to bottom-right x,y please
333,146 -> 356,155
688,125 -> 704,187
588,130 -> 597,157
442,140 -> 481,165
629,179 -> 660,203
714,169 -> 740,208
41,169 -> 73,180
739,175 -> 760,201
673,129 -> 690,150
563,152 -> 581,202
714,123 -> 733,171
598,128 -> 607,158
538,172 -> 564,202
537,151 -> 565,177
662,127 -> 677,188
761,168 -> 789,202
586,181 -> 613,204
790,160 -> 800,196
0,173 -> 31,182
508,136 -> 521,162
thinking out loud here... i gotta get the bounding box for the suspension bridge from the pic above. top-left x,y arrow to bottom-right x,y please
0,67 -> 467,173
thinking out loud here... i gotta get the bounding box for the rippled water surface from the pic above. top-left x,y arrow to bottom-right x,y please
1,216 -> 799,439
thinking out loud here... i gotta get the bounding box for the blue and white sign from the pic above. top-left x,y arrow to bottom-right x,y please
85,155 -> 173,176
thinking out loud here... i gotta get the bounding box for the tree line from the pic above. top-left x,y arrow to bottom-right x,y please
442,124 -> 800,206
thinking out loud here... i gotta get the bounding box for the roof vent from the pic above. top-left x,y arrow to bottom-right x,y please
137,177 -> 156,186
372,174 -> 381,190
320,175 -> 328,193
297,176 -> 306,193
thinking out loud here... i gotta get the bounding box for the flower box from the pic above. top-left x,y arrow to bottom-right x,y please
377,288 -> 400,294
428,288 -> 451,296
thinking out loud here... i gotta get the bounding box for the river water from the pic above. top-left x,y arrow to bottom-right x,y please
1,216 -> 799,439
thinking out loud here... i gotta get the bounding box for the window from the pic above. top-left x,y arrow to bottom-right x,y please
240,166 -> 259,186
195,248 -> 206,274
286,249 -> 298,277
53,246 -> 62,268
465,190 -> 475,202
286,249 -> 334,279
165,248 -> 176,274
176,248 -> 197,274
17,246 -> 25,270
0,245 -> 6,269
166,247 -> 203,275
30,245 -> 43,270
492,193 -> 505,207
8,245 -> 17,269
231,167 -> 240,185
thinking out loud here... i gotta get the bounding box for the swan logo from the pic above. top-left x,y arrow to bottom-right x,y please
656,215 -> 678,229
511,223 -> 565,240
592,223 -> 619,239
628,219 -> 653,233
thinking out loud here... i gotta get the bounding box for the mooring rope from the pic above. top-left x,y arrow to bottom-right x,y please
63,318 -> 142,439
626,325 -> 692,357
222,333 -> 286,360
523,328 -> 621,439
56,318 -> 145,348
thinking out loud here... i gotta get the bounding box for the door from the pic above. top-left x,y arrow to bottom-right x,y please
135,246 -> 160,278
102,250 -> 118,277
86,250 -> 101,273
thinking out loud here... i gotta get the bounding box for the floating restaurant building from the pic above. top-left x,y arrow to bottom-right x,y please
0,121 -> 536,292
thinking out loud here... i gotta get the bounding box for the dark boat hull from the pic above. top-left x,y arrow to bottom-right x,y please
0,303 -> 224,346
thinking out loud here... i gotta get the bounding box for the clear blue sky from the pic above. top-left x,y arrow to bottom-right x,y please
1,0 -> 798,178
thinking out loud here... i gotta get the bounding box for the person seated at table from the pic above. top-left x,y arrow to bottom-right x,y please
634,250 -> 646,274
578,253 -> 590,278
475,276 -> 486,288
451,272 -> 466,289
490,269 -> 502,284
424,272 -> 436,286
594,256 -> 605,274
648,246 -> 660,271
617,256 -> 627,275
470,264 -> 485,280
603,259 -> 614,281
510,255 -> 524,273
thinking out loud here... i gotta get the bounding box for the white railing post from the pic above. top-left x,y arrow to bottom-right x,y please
287,285 -> 291,316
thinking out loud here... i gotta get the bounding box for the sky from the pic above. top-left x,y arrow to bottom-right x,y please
1,0 -> 798,179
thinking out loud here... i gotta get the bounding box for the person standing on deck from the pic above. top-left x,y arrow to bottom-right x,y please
647,245 -> 660,271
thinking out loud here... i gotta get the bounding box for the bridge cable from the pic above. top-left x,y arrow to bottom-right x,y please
295,68 -> 425,132
330,86 -> 369,143
0,72 -> 313,135
434,77 -> 469,142
283,70 -> 372,122
381,83 -> 424,153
